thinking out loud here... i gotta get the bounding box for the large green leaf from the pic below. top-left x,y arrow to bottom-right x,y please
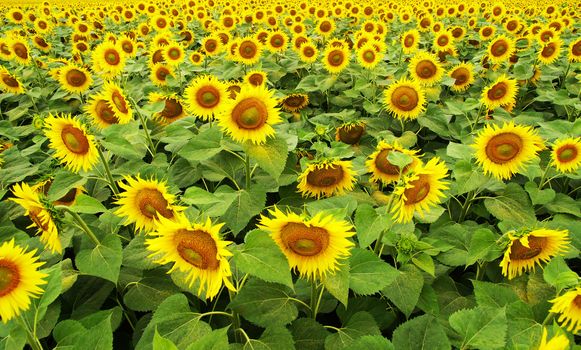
243,135 -> 289,180
324,311 -> 381,350
221,188 -> 266,235
178,126 -> 223,163
449,306 -> 508,350
392,315 -> 451,350
381,265 -> 424,317
76,235 -> 122,284
349,248 -> 399,295
289,318 -> 330,350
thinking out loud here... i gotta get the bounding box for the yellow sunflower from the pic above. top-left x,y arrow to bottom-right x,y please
481,75 -> 518,110
8,38 -> 31,65
550,286 -> 581,334
0,67 -> 25,95
118,35 -> 137,57
538,38 -> 562,65
184,75 -> 228,121
298,42 -> 319,64
163,41 -> 185,66
146,214 -> 235,300
266,30 -> 288,53
487,35 -> 516,65
366,141 -> 421,184
10,183 -> 61,253
297,159 -> 356,198
449,63 -> 475,92
401,29 -> 419,54
244,70 -> 267,87
473,122 -> 544,180
92,41 -> 126,78
500,229 -> 569,280
323,45 -> 350,74
85,94 -> 121,129
101,81 -> 133,123
568,38 -> 581,63
335,121 -> 365,145
57,64 -> 93,94
0,239 -> 47,323
258,207 -> 355,280
148,92 -> 187,125
281,93 -> 309,113
356,43 -> 383,70
432,30 -> 455,53
409,51 -> 444,87
551,137 -> 581,173
149,63 -> 174,87
236,37 -> 262,65
44,114 -> 99,173
383,78 -> 426,121
537,327 -> 570,350
479,26 -> 496,41
216,84 -> 281,145
189,51 -> 205,66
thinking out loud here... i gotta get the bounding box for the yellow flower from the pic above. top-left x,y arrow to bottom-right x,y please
85,94 -> 120,129
322,45 -> 350,74
568,38 -> 581,63
184,75 -> 228,121
409,51 -> 444,87
433,30 -> 455,53
298,42 -> 318,64
537,327 -> 570,350
58,64 -> 93,94
0,67 -> 25,95
258,207 -> 355,280
92,41 -> 126,78
356,43 -> 383,70
487,35 -> 516,65
449,63 -> 475,92
481,75 -> 518,110
101,81 -> 133,123
8,38 -> 31,65
550,287 -> 581,334
235,37 -> 262,65
538,38 -> 562,65
266,30 -> 288,53
335,122 -> 365,145
146,214 -> 235,300
281,94 -> 309,113
551,137 -> 581,173
163,41 -> 185,66
297,160 -> 356,198
149,63 -> 174,87
401,29 -> 419,54
0,239 -> 47,323
366,141 -> 421,184
244,70 -> 267,87
148,92 -> 187,125
383,78 -> 426,121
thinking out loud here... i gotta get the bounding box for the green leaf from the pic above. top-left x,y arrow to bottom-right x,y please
411,253 -> 435,276
545,193 -> 581,218
449,307 -> 508,350
101,122 -> 148,160
186,327 -> 230,350
447,143 -> 474,161
178,126 -> 223,163
472,281 -> 519,308
243,326 -> 295,350
243,135 -> 289,180
68,194 -> 107,214
221,188 -> 266,235
505,301 -> 541,350
355,204 -> 386,249
123,272 -> 181,312
392,315 -> 451,350
381,264 -> 424,317
153,328 -> 179,350
289,318 -> 330,350
543,256 -> 579,291
122,234 -> 157,270
181,187 -> 223,206
232,230 -> 293,288
324,311 -> 381,350
524,182 -> 556,206
305,195 -> 358,219
76,235 -> 122,284
386,151 -> 412,169
46,170 -> 87,202
229,279 -> 299,328
349,248 -> 399,295
484,184 -> 536,226
452,160 -> 500,195
349,335 -> 394,350
466,228 -> 503,265
323,261 -> 350,307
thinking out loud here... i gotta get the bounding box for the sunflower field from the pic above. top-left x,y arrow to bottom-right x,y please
0,0 -> 580,348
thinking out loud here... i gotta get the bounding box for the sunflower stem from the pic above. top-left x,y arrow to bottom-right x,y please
538,164 -> 551,190
458,191 -> 475,223
60,207 -> 101,246
228,290 -> 242,343
475,261 -> 486,281
245,154 -> 251,190
559,62 -> 571,90
131,98 -> 156,157
541,312 -> 555,327
96,147 -> 120,196
373,193 -> 396,255
18,315 -> 43,350
310,281 -> 324,319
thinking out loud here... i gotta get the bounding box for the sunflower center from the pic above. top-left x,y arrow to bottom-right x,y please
175,229 -> 219,270
196,86 -> 220,108
29,206 -> 49,231
482,28 -> 492,36
66,69 -> 87,87
437,36 -> 449,46
328,50 -> 344,66
13,12 -> 23,21
0,260 -> 20,297
61,125 -> 90,154
491,41 -> 508,57
306,164 -> 343,187
161,99 -> 183,119
156,67 -> 170,81
404,35 -> 414,47
451,68 -> 469,85
375,149 -> 403,175
104,49 -> 120,65
556,145 -> 577,163
248,74 -> 264,86
320,21 -> 331,32
205,40 -> 217,52
280,222 -> 329,256
485,132 -> 522,164
541,45 -> 555,57
392,86 -> 419,111
96,100 -> 119,124
239,41 -> 257,58
487,82 -> 508,100
416,60 -> 436,79
363,50 -> 375,62
303,47 -> 315,57
13,43 -> 28,59
338,125 -> 364,144
135,188 -> 174,219
572,42 -> 581,56
168,48 -> 180,59
2,75 -> 19,88
404,174 -> 431,204
232,97 -> 268,129
122,42 -> 133,53
285,96 -> 305,107
509,236 -> 546,260
111,92 -> 128,113
35,37 -> 49,48
152,50 -> 164,64
573,295 -> 581,308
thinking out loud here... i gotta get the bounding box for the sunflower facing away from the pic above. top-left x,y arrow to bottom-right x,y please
258,207 -> 355,280
549,286 -> 581,334
391,157 -> 449,223
383,78 -> 427,121
0,239 -> 47,323
297,159 -> 356,198
115,176 -> 183,232
281,93 -> 309,113
481,75 -> 518,110
146,214 -> 235,300
44,114 -> 99,173
335,121 -> 365,145
184,75 -> 228,121
366,141 -> 421,184
10,183 -> 61,253
551,137 -> 581,173
500,228 -> 569,280
473,122 -> 544,180
537,327 -> 570,350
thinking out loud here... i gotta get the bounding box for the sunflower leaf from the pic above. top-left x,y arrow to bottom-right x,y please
449,306 -> 508,350
324,311 -> 380,350
392,314 -> 451,350
381,264 -> 424,317
46,169 -> 86,202
243,326 -> 295,350
543,256 -> 579,291
349,248 -> 399,296
184,327 -> 230,350
323,261 -> 350,307
153,328 -> 179,350
289,318 -> 330,350
75,235 -> 122,284
68,194 -> 107,214
243,134 -> 288,181
221,188 -> 266,235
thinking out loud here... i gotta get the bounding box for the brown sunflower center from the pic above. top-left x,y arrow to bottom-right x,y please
337,125 -> 364,144
61,125 -> 90,154
111,91 -> 128,113
248,73 -> 264,86
66,69 -> 87,87
196,86 -> 220,108
451,68 -> 469,85
306,164 -> 344,187
13,43 -> 28,59
96,100 -> 119,124
232,97 -> 268,129
391,86 -> 419,111
135,188 -> 174,219
487,82 -> 508,100
239,41 -> 258,59
482,28 -> 492,37
122,42 -> 133,53
280,222 -> 329,256
156,66 -> 170,81
285,96 -> 306,108
156,18 -> 167,28
375,149 -> 403,175
160,98 -> 183,120
303,46 -> 315,57
485,132 -> 522,164
0,260 -> 20,297
509,236 -> 546,260
491,40 -> 508,57
35,37 -> 49,48
404,174 -> 431,204
404,35 -> 414,47
13,12 -> 23,21
437,36 -> 449,46
175,229 -> 219,270
416,60 -> 437,79
556,145 -> 578,163
29,206 -> 49,231
152,50 -> 164,64
573,295 -> 581,308
168,48 -> 180,59
328,50 -> 345,66
363,50 -> 375,63
572,42 -> 581,56
271,35 -> 284,47
541,44 -> 555,58
104,49 -> 120,65
2,74 -> 19,88
320,21 -> 332,32
205,40 -> 217,52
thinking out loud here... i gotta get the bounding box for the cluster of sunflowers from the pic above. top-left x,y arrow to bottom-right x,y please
0,0 -> 580,348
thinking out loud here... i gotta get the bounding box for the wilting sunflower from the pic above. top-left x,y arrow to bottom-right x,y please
409,51 -> 444,86
146,214 -> 235,300
500,229 -> 569,280
150,63 -> 174,87
356,43 -> 383,70
487,35 -> 516,65
537,327 -> 569,350
0,239 -> 47,323
551,137 -> 581,173
449,63 -> 475,92
568,38 -> 581,63
10,183 -> 61,253
148,92 -> 187,125
391,157 -> 448,223
281,93 -> 309,113
383,78 -> 426,120
297,159 -> 356,198
550,286 -> 581,334
244,70 -> 267,87
101,81 -> 133,123
115,176 -> 183,232
473,122 -> 544,180
92,42 -> 126,78
335,121 -> 365,145
401,29 -> 419,54
57,64 -> 92,94
258,207 -> 355,280
538,38 -> 562,65
216,84 -> 281,145
366,141 -> 421,184
44,114 -> 99,173
481,75 -> 518,110
184,75 -> 228,120
323,45 -> 350,74
0,67 -> 25,94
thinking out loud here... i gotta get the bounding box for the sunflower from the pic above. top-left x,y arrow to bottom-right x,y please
44,114 -> 99,173
550,287 -> 581,334
57,64 -> 92,94
216,84 -> 281,145
115,176 -> 183,232
101,81 -> 133,123
0,239 -> 47,323
189,51 -> 205,66
568,38 -> 581,63
236,37 -> 262,65
31,35 -> 51,52
335,121 -> 365,145
537,327 -> 570,350
481,75 -> 518,110
479,26 -> 496,41
0,38 -> 13,61
10,183 -> 61,253
266,30 -> 288,53
201,35 -> 222,56
401,29 -> 419,54
118,35 -> 137,57
148,92 -> 187,125
487,35 -> 516,65
473,122 -> 544,180
8,38 -> 31,65
538,38 -> 562,65
163,41 -> 185,66
433,31 -> 455,53
281,93 -> 309,113
409,51 -> 444,86
449,63 -> 475,92
258,207 -> 355,280
500,229 -> 569,280
92,41 -> 126,78
184,75 -> 228,121
85,94 -> 121,129
551,137 -> 581,173
383,78 -> 427,120
356,43 -> 383,70
150,63 -> 174,87
323,45 -> 350,74
299,42 -> 319,64
366,141 -> 421,184
297,159 -> 356,198
0,67 -> 25,95
244,70 -> 267,87
391,157 -> 448,223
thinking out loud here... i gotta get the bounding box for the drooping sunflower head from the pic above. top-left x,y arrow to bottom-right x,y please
487,35 -> 516,64
335,121 -> 365,145
549,286 -> 581,334
473,122 -> 544,180
0,239 -> 47,323
44,114 -> 99,173
57,64 -> 93,94
148,92 -> 187,125
551,137 -> 581,173
409,51 -> 444,87
481,74 -> 518,110
281,93 -> 309,113
297,159 -> 356,198
449,62 -> 475,92
322,44 -> 350,74
383,78 -> 427,121
244,70 -> 267,87
0,67 -> 25,95
538,38 -> 562,65
366,141 -> 421,184
184,74 -> 228,121
101,81 -> 133,123
500,228 -> 570,280
258,207 -> 355,280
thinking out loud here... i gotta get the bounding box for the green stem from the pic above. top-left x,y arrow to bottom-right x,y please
541,312 -> 555,327
538,164 -> 551,190
310,281 -> 324,319
458,191 -> 475,223
131,98 -> 156,157
18,315 -> 43,350
373,192 -> 396,255
199,311 -> 233,319
245,154 -> 251,190
60,207 -> 101,245
96,147 -> 120,196
228,290 -> 242,343
559,62 -> 571,89
475,262 -> 486,281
